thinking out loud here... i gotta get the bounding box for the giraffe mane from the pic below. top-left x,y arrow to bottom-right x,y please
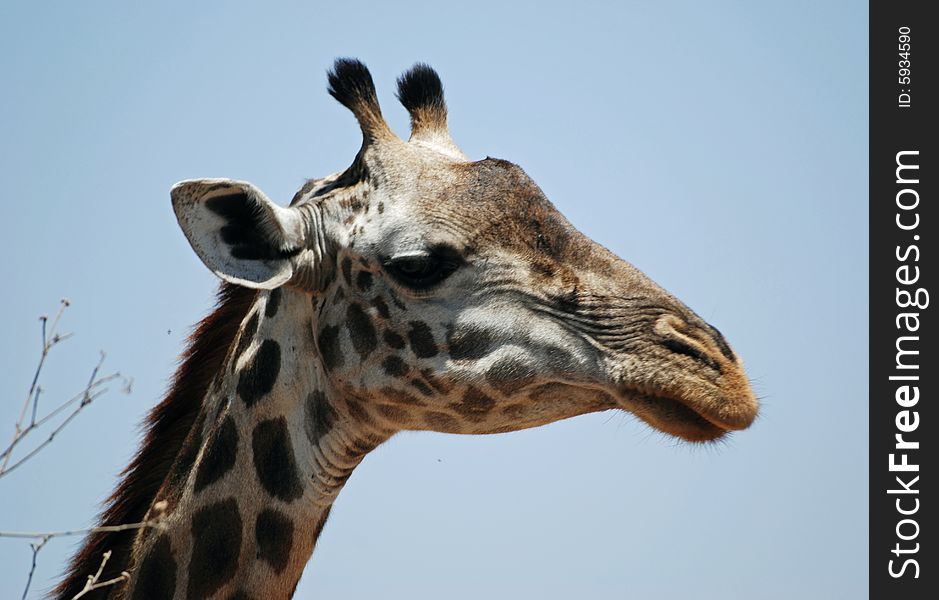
54,283 -> 257,599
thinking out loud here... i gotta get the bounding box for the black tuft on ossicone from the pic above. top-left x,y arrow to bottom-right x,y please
327,58 -> 382,119
396,63 -> 447,121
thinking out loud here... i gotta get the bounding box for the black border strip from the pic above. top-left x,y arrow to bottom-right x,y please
871,1 -> 936,596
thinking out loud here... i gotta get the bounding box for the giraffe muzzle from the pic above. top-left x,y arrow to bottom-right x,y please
610,314 -> 758,442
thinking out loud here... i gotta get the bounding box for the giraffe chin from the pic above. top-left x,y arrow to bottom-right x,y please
621,392 -> 733,443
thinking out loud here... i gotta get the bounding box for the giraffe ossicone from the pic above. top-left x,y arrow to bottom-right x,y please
58,58 -> 758,600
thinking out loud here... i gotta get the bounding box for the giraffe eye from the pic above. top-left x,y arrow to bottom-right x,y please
384,249 -> 461,289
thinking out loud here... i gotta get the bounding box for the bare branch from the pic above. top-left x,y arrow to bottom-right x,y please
0,301 -> 126,481
5,518 -> 164,600
0,517 -> 165,540
2,298 -> 137,598
4,299 -> 69,473
20,536 -> 50,600
70,550 -> 131,600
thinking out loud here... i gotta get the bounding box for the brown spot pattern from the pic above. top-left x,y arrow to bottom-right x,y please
255,508 -> 295,574
345,398 -> 372,424
410,379 -> 435,397
380,387 -> 426,407
305,390 -> 337,445
356,270 -> 373,291
346,303 -> 378,359
447,324 -> 494,360
501,404 -> 528,419
383,330 -> 405,349
187,499 -> 242,600
382,355 -> 409,377
423,411 -> 459,431
265,288 -> 282,318
370,296 -> 390,319
317,325 -> 343,371
237,339 -> 281,408
252,417 -> 303,502
407,321 -> 438,358
194,416 -> 238,492
131,534 -> 177,600
377,403 -> 409,423
451,386 -> 496,422
234,312 -> 259,361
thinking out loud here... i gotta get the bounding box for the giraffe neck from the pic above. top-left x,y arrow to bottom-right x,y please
124,288 -> 388,600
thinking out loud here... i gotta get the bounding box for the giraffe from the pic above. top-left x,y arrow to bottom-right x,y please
56,59 -> 758,599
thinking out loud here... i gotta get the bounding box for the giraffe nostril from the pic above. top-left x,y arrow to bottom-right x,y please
661,336 -> 713,367
705,323 -> 736,362
654,315 -> 722,372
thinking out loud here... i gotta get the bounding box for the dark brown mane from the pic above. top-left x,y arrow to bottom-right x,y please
54,283 -> 256,599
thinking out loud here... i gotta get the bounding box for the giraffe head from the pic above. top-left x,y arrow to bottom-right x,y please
172,59 -> 757,443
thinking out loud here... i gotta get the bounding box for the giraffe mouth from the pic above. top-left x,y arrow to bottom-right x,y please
625,392 -> 731,443
613,377 -> 757,442
612,348 -> 758,442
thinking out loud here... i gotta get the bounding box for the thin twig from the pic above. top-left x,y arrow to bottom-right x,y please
7,519 -> 163,600
20,536 -> 50,600
3,299 -> 71,473
2,298 -> 136,599
0,307 -> 124,480
0,518 -> 165,540
4,300 -> 68,472
29,385 -> 41,429
70,550 -> 132,600
0,372 -> 119,480
72,572 -> 131,600
75,550 -> 113,598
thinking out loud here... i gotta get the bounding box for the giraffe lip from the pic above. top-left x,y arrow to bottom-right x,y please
616,387 -> 733,442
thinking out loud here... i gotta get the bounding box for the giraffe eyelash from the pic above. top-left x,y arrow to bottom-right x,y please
382,253 -> 460,290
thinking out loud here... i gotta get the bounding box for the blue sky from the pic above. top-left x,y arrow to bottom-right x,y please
0,1 -> 867,598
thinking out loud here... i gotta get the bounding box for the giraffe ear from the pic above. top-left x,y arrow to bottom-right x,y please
171,179 -> 305,289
